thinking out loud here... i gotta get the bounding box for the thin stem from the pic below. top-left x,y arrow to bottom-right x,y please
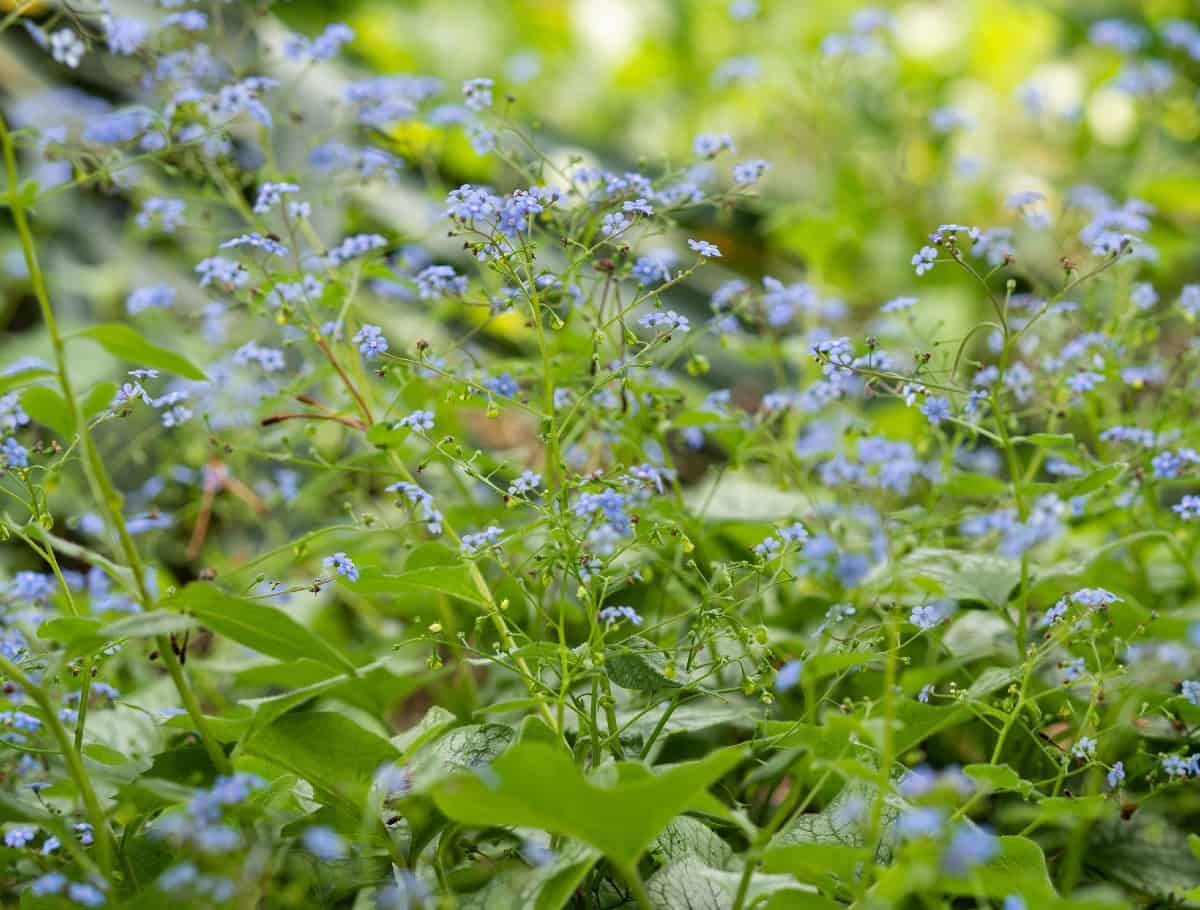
0,654 -> 114,877
1,111 -> 230,774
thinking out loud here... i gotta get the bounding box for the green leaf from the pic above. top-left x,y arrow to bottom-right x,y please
891,548 -> 1021,608
890,700 -> 971,755
770,780 -> 895,864
102,609 -> 198,640
432,742 -> 746,868
393,705 -> 459,755
651,816 -> 735,868
762,842 -> 871,891
967,665 -> 1023,700
241,657 -> 430,733
164,583 -> 356,674
606,636 -> 684,691
0,366 -> 54,396
1,179 -> 40,210
245,711 -> 401,804
350,565 -> 484,606
646,854 -> 825,910
804,649 -> 876,682
942,835 -> 1057,902
1065,463 -> 1125,497
940,472 -> 1009,498
1085,814 -> 1200,902
963,763 -> 1036,797
409,723 -> 516,790
82,382 -> 117,422
1033,795 -> 1115,826
457,841 -> 601,910
38,617 -> 102,646
20,386 -> 73,438
75,323 -> 207,381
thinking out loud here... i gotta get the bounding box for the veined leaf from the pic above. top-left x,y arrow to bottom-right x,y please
433,742 -> 746,868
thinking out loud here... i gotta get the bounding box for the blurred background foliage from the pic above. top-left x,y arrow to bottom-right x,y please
270,0 -> 1200,318
0,0 -> 1196,491
3,0 -> 1198,373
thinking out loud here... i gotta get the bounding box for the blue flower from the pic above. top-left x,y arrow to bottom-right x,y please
1162,754 -> 1194,778
774,660 -> 804,692
507,470 -> 542,497
911,245 -> 937,276
687,238 -> 721,258
485,373 -> 519,399
352,325 -> 388,360
302,826 -> 348,861
1106,761 -> 1125,789
104,18 -> 150,55
632,252 -> 676,287
323,552 -> 359,583
4,826 -> 36,848
329,234 -> 387,264
910,601 -> 953,630
639,310 -> 690,333
732,159 -> 772,184
463,77 -> 494,111
1130,282 -> 1158,310
943,824 -> 998,875
920,396 -> 951,425
396,410 -> 434,431
599,605 -> 643,626
2,437 -> 29,468
1071,735 -> 1096,760
1181,680 -> 1200,706
415,265 -> 468,299
692,133 -> 735,157
461,526 -> 503,555
49,29 -> 85,68
29,872 -> 66,896
896,807 -> 945,840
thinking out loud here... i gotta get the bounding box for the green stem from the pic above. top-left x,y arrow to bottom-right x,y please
599,673 -> 625,760
0,654 -> 114,876
617,862 -> 653,910
732,764 -> 837,910
1,111 -> 230,774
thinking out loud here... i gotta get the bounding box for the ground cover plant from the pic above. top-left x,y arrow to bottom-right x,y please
0,0 -> 1199,907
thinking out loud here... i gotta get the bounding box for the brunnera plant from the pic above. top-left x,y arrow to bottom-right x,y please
0,1 -> 1199,908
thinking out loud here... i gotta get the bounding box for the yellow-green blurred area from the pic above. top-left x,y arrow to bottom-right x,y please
274,0 -> 1199,339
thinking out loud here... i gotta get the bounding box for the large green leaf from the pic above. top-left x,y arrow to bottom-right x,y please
75,323 -> 207,381
651,816 -> 735,868
245,711 -> 401,804
409,723 -> 517,790
457,841 -> 601,910
770,780 -> 895,865
1086,814 -> 1200,903
941,835 -> 1057,902
889,548 -> 1021,608
164,583 -> 357,674
646,854 -> 828,910
432,742 -> 746,868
